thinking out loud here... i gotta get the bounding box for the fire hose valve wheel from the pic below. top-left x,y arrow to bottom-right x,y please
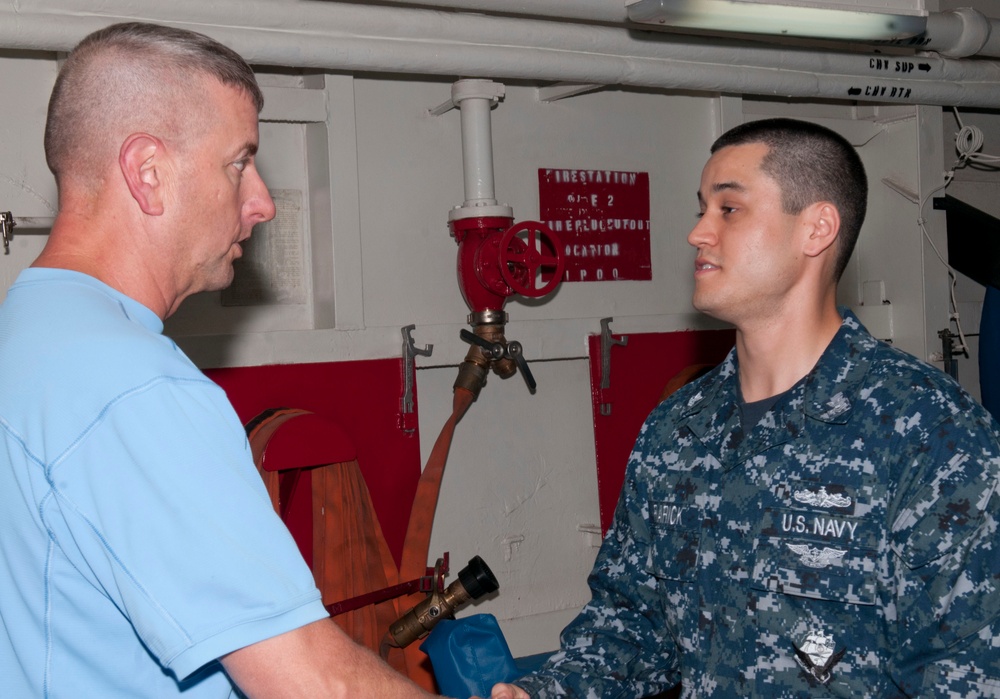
498,221 -> 565,298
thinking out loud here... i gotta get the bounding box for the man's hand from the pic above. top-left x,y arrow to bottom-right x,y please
489,682 -> 530,699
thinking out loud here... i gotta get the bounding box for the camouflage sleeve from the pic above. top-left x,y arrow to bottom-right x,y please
514,424 -> 680,699
889,410 -> 1000,697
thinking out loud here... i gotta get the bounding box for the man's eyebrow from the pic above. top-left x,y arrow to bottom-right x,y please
237,142 -> 259,158
711,180 -> 746,194
697,180 -> 746,203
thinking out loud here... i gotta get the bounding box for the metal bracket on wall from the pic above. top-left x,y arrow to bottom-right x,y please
577,522 -> 603,548
599,317 -> 628,416
0,212 -> 55,255
936,327 -> 971,381
400,325 -> 433,433
536,82 -> 604,102
1,212 -> 14,254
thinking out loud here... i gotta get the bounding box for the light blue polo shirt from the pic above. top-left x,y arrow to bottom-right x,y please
0,269 -> 328,697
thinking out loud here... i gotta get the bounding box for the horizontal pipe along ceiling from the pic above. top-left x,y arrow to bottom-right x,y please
0,0 -> 999,106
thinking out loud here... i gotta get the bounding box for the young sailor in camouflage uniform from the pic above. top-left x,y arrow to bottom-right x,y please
489,118 -> 1000,698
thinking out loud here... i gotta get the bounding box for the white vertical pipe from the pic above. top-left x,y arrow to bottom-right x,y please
460,100 -> 494,205
454,81 -> 501,207
448,80 -> 513,222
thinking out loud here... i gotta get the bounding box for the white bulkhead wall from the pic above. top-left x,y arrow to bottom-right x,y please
0,53 -> 57,287
1,1 -> 995,658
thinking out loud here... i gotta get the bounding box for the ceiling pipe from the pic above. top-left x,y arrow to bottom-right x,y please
363,1 -> 1000,59
349,0 -> 629,24
2,0 -> 1000,107
921,7 -> 1000,58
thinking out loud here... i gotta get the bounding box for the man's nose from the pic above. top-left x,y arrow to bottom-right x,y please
687,214 -> 714,248
247,169 -> 276,224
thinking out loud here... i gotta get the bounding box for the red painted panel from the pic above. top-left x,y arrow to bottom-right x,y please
588,329 -> 735,533
538,168 -> 651,282
205,359 -> 421,567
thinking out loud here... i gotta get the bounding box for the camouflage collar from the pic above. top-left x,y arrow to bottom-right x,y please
677,309 -> 879,467
799,310 -> 879,424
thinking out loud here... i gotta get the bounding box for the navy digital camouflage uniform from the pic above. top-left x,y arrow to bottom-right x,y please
515,310 -> 1000,697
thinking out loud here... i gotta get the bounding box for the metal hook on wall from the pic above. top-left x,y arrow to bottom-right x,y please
598,317 -> 628,416
1,212 -> 14,254
400,324 -> 433,432
0,212 -> 56,255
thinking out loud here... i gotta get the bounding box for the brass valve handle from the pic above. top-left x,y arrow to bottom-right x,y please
460,328 -> 505,360
460,329 -> 536,394
505,341 -> 536,394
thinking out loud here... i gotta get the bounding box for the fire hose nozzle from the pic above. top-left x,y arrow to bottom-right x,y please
384,556 -> 499,650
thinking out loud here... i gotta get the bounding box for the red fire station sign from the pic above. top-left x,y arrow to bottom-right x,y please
538,168 -> 651,282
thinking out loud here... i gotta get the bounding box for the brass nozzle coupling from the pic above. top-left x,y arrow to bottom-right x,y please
384,556 -> 499,649
453,310 -> 511,399
453,354 -> 489,400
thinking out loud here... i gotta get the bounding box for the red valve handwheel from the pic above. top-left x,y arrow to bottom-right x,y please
498,221 -> 565,298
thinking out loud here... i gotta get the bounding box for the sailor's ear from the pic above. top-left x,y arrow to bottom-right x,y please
802,201 -> 840,258
119,133 -> 165,216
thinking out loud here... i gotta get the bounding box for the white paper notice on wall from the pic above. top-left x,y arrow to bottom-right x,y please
222,189 -> 306,306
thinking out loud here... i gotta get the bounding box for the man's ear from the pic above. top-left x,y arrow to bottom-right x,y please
119,133 -> 166,216
802,201 -> 841,258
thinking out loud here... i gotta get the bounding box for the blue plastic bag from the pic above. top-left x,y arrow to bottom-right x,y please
422,614 -> 522,699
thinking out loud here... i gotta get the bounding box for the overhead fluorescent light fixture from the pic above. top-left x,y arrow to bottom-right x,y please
627,0 -> 928,42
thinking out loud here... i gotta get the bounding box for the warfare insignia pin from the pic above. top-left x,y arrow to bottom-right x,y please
793,630 -> 846,684
793,486 -> 852,509
786,543 -> 847,568
827,392 -> 850,414
799,631 -> 836,668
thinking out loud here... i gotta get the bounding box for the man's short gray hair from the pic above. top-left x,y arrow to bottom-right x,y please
45,22 -> 263,185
